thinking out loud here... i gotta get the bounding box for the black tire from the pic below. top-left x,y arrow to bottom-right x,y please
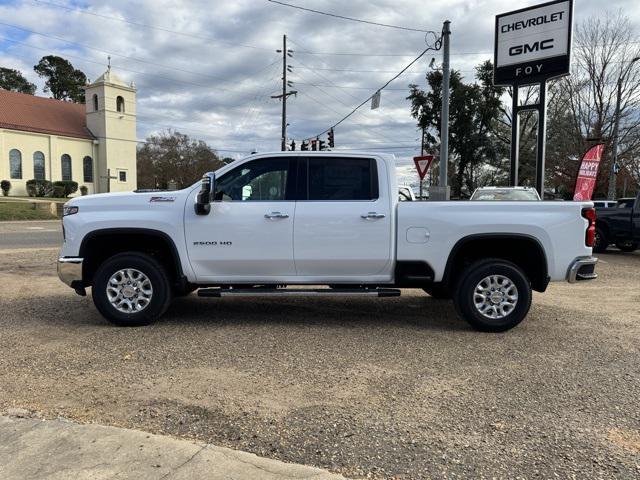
92,252 -> 173,326
453,259 -> 532,332
616,241 -> 638,253
423,284 -> 450,299
593,227 -> 608,253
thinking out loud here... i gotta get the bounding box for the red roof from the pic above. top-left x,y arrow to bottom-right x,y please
0,89 -> 94,140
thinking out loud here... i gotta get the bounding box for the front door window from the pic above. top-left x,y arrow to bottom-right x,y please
215,158 -> 291,201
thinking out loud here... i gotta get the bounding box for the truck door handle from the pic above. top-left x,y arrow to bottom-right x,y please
361,212 -> 386,219
264,212 -> 289,219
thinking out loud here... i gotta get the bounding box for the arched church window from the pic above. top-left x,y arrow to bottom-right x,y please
61,154 -> 72,181
93,94 -> 99,111
116,96 -> 125,113
9,149 -> 22,179
83,156 -> 93,183
33,151 -> 45,180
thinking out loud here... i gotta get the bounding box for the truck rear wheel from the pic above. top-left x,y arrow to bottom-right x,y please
92,252 -> 173,326
453,259 -> 531,332
593,228 -> 608,253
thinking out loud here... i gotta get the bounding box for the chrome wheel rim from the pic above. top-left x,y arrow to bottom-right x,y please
473,275 -> 518,320
106,268 -> 153,314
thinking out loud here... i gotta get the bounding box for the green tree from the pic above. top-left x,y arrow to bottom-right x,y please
137,130 -> 226,189
0,67 -> 36,94
33,56 -> 87,102
407,60 -> 506,196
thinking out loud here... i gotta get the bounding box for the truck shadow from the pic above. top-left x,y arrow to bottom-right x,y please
164,294 -> 469,331
1,290 -> 468,331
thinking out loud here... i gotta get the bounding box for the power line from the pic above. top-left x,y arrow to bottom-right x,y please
23,0 -> 481,59
294,66 -> 441,74
292,67 -> 413,144
0,35 -> 284,98
0,21 -> 281,85
303,40 -> 442,140
266,0 -> 436,33
293,74 -> 416,144
289,38 -> 422,144
294,51 -> 420,57
295,82 -> 408,91
294,50 -> 494,57
31,0 -> 274,51
335,145 -> 421,150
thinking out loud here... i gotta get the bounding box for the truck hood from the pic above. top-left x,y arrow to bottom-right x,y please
65,189 -> 190,210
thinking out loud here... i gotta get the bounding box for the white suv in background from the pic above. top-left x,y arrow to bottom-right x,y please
470,186 -> 541,201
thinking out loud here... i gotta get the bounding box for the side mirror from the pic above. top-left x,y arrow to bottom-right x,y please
195,172 -> 215,215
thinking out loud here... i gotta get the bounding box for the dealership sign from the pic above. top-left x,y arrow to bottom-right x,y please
494,0 -> 573,85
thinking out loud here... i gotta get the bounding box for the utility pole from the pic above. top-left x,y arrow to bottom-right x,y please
420,125 -> 425,199
608,78 -> 623,200
280,35 -> 287,151
440,20 -> 450,191
608,56 -> 639,200
430,20 -> 451,201
271,35 -> 297,151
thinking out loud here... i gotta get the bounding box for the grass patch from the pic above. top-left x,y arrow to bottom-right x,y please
0,202 -> 58,221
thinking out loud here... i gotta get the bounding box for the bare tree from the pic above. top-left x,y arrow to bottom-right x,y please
137,130 -> 227,189
562,11 -> 640,197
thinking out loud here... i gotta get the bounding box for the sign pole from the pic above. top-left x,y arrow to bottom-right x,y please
535,81 -> 548,196
510,84 -> 520,186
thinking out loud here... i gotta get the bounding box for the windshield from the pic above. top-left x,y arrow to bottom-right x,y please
471,189 -> 540,201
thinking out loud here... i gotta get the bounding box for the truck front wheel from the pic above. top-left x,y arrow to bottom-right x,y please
92,252 -> 173,326
453,259 -> 532,332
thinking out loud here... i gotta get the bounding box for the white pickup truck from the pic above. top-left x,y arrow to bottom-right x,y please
58,151 -> 598,332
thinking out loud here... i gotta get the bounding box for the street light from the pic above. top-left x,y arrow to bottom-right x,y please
607,56 -> 640,200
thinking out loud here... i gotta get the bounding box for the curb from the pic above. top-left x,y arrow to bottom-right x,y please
0,414 -> 346,480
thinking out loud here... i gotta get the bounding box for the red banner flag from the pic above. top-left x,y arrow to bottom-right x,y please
573,144 -> 605,201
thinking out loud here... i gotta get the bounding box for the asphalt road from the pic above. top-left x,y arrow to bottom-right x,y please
0,247 -> 639,479
0,220 -> 62,249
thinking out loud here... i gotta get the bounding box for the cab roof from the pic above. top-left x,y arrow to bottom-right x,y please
246,150 -> 397,161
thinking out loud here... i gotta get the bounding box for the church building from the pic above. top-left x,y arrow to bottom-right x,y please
0,68 -> 137,196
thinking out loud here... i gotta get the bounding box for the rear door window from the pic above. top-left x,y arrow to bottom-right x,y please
306,157 -> 378,201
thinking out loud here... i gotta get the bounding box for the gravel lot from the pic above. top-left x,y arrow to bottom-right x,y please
0,248 -> 639,479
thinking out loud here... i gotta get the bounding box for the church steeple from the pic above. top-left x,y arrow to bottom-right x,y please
84,68 -> 137,192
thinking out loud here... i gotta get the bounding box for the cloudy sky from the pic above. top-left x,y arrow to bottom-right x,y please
1,0 -> 639,181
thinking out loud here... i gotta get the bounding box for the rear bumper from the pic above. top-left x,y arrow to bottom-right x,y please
567,256 -> 598,283
57,257 -> 83,287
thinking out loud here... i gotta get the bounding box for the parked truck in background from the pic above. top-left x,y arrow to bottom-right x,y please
594,194 -> 640,253
58,152 -> 598,332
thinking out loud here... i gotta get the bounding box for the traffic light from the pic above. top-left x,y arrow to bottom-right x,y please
311,139 -> 317,151
318,139 -> 326,151
290,140 -> 296,151
301,141 -> 308,151
328,128 -> 334,148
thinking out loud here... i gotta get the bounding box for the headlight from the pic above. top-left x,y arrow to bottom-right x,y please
63,205 -> 79,216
